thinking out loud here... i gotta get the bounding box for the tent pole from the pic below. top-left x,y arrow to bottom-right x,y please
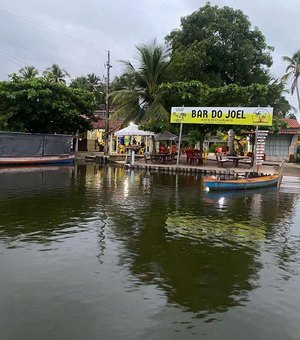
176,123 -> 183,168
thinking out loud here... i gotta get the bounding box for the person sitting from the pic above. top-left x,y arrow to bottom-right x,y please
159,144 -> 168,154
186,145 -> 195,163
132,138 -> 137,145
171,143 -> 177,160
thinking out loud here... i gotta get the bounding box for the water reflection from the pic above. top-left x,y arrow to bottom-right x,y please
0,165 -> 106,247
1,164 -> 300,337
96,167 -> 297,319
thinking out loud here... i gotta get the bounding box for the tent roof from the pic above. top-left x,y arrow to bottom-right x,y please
154,130 -> 178,141
114,123 -> 154,136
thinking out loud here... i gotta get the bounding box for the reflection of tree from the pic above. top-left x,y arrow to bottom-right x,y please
0,165 -> 102,243
100,168 -> 298,317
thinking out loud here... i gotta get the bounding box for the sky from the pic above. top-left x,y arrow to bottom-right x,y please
0,0 -> 299,110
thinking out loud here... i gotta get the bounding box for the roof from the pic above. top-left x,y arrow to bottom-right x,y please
283,118 -> 300,128
154,130 -> 178,141
279,118 -> 300,135
92,119 -> 124,132
245,118 -> 300,135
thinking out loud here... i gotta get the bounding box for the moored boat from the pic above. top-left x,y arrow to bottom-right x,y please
204,174 -> 279,191
0,154 -> 75,165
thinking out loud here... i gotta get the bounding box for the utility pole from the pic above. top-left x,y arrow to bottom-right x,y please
104,50 -> 112,154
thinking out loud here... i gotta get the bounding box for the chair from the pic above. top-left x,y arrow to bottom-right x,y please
215,153 -> 230,167
189,149 -> 202,165
118,144 -> 125,154
186,149 -> 194,163
138,147 -> 145,155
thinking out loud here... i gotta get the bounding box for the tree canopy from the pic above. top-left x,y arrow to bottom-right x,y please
0,77 -> 97,134
166,3 -> 273,86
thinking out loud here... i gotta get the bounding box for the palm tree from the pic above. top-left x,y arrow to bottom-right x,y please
282,50 -> 300,113
43,64 -> 70,84
109,40 -> 172,124
18,66 -> 39,79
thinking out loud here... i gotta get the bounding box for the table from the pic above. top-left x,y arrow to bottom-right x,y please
226,156 -> 251,167
150,153 -> 172,163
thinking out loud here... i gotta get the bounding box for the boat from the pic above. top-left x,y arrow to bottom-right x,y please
203,174 -> 279,191
0,132 -> 75,166
0,154 -> 75,165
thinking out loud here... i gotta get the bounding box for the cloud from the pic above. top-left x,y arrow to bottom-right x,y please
0,0 -> 298,90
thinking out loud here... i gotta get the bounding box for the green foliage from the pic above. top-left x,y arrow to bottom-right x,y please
0,77 -> 97,134
160,81 -> 290,117
70,73 -> 105,106
43,64 -> 70,84
109,40 -> 173,125
166,3 -> 273,86
159,80 -> 291,137
282,50 -> 300,113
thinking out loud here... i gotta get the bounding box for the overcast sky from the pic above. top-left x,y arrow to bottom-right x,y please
0,0 -> 299,109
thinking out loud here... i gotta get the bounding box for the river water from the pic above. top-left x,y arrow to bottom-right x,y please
0,164 -> 300,340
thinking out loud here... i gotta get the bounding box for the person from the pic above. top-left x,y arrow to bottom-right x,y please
159,144 -> 168,154
171,143 -> 178,160
236,140 -> 244,156
132,137 -> 137,145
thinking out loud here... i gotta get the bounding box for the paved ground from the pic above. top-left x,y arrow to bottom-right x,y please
280,162 -> 300,177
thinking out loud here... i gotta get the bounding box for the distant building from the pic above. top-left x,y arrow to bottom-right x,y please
78,108 -> 124,152
248,118 -> 300,162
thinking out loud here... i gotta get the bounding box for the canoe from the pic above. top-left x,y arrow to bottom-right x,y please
203,174 -> 279,191
0,154 -> 75,165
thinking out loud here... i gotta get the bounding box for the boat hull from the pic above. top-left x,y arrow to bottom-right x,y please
0,154 -> 75,165
204,175 -> 279,191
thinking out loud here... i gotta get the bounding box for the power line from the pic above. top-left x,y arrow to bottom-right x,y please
0,7 -> 104,51
0,49 -> 26,67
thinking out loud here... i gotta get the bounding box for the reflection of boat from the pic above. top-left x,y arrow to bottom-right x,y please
204,174 -> 279,191
0,154 -> 75,165
0,165 -> 74,174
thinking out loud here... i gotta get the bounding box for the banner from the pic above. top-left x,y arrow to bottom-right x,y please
170,107 -> 273,126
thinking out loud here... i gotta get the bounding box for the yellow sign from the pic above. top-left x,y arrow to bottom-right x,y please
171,107 -> 273,126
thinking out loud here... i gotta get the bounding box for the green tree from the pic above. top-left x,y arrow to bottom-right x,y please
282,50 -> 300,114
0,77 -> 96,134
19,66 -> 39,79
166,3 -> 273,86
43,64 -> 70,84
70,73 -> 105,106
109,40 -> 173,125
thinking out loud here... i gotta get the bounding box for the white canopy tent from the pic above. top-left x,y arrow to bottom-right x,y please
114,123 -> 154,167
114,123 -> 154,137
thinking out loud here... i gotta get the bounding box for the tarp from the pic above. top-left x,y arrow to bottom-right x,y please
0,132 -> 73,156
154,130 -> 178,141
114,123 -> 154,136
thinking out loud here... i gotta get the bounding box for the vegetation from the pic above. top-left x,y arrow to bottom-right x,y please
0,77 -> 96,134
282,50 -> 300,113
0,2 -> 296,139
109,40 -> 173,125
166,3 -> 273,86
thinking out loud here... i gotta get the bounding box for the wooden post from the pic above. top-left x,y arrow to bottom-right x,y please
176,123 -> 183,168
277,160 -> 285,189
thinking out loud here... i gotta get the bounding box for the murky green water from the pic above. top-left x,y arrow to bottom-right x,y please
1,164 -> 300,340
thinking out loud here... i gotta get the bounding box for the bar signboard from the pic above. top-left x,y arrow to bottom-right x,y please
170,107 -> 273,126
